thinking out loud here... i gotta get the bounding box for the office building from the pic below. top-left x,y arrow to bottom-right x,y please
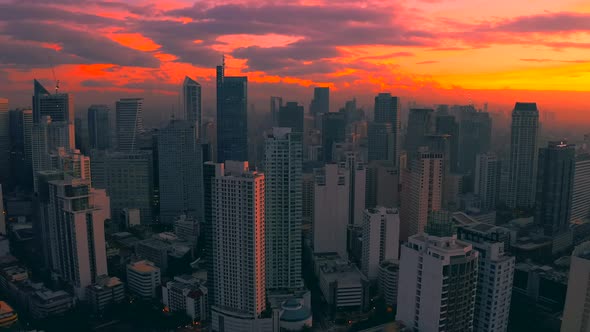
158,120 -> 203,223
571,154 -> 590,223
374,93 -> 400,166
458,224 -> 515,332
313,163 -> 349,258
183,76 -> 202,134
562,242 -> 590,332
270,96 -> 283,126
211,161 -> 268,331
507,102 -> 539,209
163,275 -> 209,322
32,79 -> 74,123
405,108 -> 434,161
47,179 -> 109,299
87,104 -> 110,150
86,276 -> 125,313
265,128 -> 303,290
216,61 -> 248,163
310,87 -> 329,115
115,98 -> 144,152
361,207 -> 400,280
397,234 -> 478,332
366,161 -> 400,209
536,141 -> 575,237
0,98 -> 8,184
278,102 -> 304,133
474,153 -> 500,211
400,150 -> 444,240
367,122 -> 395,162
127,260 -> 161,299
322,112 -> 346,162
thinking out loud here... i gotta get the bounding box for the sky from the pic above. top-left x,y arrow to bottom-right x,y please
0,0 -> 589,124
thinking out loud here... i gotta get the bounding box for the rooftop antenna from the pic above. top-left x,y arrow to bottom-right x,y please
48,55 -> 59,94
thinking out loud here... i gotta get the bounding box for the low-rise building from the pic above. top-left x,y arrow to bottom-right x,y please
0,301 -> 18,328
86,276 -> 125,313
162,275 -> 208,322
127,260 -> 160,299
378,260 -> 399,307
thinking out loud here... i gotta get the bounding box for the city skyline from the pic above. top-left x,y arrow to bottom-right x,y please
0,0 -> 589,125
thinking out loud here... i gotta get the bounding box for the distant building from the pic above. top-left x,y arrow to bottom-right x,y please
278,102 -> 304,133
405,108 -> 434,161
507,102 -> 539,209
571,153 -> 590,223
562,242 -> 590,332
474,153 -> 500,211
86,276 -> 125,313
270,96 -> 283,127
367,122 -> 395,163
163,275 -> 208,322
397,234 -> 478,332
183,76 -> 202,136
361,207 -> 400,280
366,161 -> 399,209
0,98 -> 9,184
309,87 -> 329,116
115,98 -> 144,152
373,93 -> 400,167
87,104 -> 110,150
216,61 -> 248,163
535,141 -> 575,237
321,112 -> 346,162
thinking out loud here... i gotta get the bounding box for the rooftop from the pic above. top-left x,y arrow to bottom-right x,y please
128,260 -> 159,274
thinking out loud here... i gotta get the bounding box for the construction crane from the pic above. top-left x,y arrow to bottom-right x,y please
47,55 -> 60,94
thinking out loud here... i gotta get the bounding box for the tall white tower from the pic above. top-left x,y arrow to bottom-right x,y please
361,207 -> 400,280
264,128 -> 303,290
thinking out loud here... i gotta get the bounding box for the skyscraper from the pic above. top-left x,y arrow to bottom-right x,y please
374,93 -> 400,166
507,102 -> 539,209
158,120 -> 204,223
571,154 -> 590,223
203,161 -> 224,304
216,61 -> 248,163
115,98 -> 144,152
535,141 -> 575,237
474,153 -> 500,211
264,128 -> 303,291
405,108 -> 435,161
397,234 -> 478,332
32,79 -> 74,124
309,87 -> 329,115
361,207 -> 400,280
313,163 -> 349,258
367,122 -> 395,162
321,112 -> 346,162
278,102 -> 304,133
561,241 -> 590,332
366,160 -> 400,209
401,150 -> 444,240
0,98 -> 9,184
183,76 -> 202,134
456,106 -> 492,182
458,224 -> 515,332
87,104 -> 110,150
270,96 -> 283,127
47,179 -> 109,299
211,162 -> 268,331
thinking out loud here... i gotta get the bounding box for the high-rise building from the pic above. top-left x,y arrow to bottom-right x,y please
87,105 -> 110,150
400,150 -> 444,240
216,61 -> 248,163
158,120 -> 203,223
374,93 -> 400,166
211,161 -> 268,331
202,161 -> 224,304
183,76 -> 202,134
366,160 -> 400,209
92,151 -> 153,224
474,153 -> 500,211
0,98 -> 9,184
47,179 -> 109,299
361,207 -> 400,280
561,241 -> 590,332
278,102 -> 304,133
397,234 -> 478,332
0,184 -> 5,235
313,163 -> 349,258
309,87 -> 329,115
507,102 -> 539,209
367,122 -> 395,162
49,147 -> 91,182
535,141 -> 575,237
405,108 -> 434,161
264,128 -> 303,290
458,225 -> 515,332
435,109 -> 459,172
115,98 -> 144,152
571,153 -> 590,223
32,79 -> 74,124
456,106 -> 492,186
322,112 -> 346,162
270,96 -> 283,127
9,108 -> 31,189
